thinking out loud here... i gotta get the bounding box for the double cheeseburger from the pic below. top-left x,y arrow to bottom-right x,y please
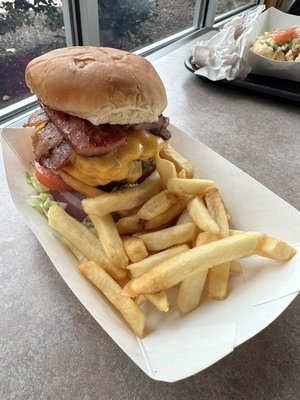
25,46 -> 171,192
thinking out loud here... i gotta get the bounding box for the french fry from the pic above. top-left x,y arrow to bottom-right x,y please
89,214 -> 129,269
79,261 -> 146,338
145,292 -> 169,312
82,174 -> 162,217
177,229 -> 219,314
176,208 -> 192,225
160,143 -> 194,178
205,187 -> 230,238
177,270 -> 207,314
207,262 -> 230,300
195,231 -> 219,246
135,291 -> 169,313
122,232 -> 265,297
145,197 -> 188,230
116,214 -> 145,235
205,187 -> 230,300
127,244 -> 190,277
128,247 -> 182,313
135,294 -> 146,306
137,190 -> 178,220
256,236 -> 297,261
118,206 -> 141,217
48,205 -> 126,281
187,196 -> 220,234
58,170 -> 105,198
231,230 -> 297,262
156,157 -> 177,188
230,259 -> 242,273
123,236 -> 148,263
137,222 -> 198,251
178,169 -> 187,179
167,178 -> 215,196
63,238 -> 88,263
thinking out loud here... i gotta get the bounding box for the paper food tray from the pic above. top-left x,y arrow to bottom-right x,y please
244,7 -> 300,81
2,125 -> 300,382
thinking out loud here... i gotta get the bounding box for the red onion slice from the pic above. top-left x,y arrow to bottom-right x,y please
50,190 -> 87,221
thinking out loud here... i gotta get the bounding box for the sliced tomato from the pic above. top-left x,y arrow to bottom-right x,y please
268,26 -> 298,43
35,162 -> 73,191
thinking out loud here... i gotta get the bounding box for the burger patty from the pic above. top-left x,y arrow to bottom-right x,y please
100,157 -> 156,192
27,105 -> 171,170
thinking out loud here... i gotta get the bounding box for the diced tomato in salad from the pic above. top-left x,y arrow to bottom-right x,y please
35,161 -> 73,191
268,26 -> 298,43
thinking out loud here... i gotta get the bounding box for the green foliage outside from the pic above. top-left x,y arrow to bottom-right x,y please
98,0 -> 159,49
0,0 -> 159,49
0,0 -> 64,35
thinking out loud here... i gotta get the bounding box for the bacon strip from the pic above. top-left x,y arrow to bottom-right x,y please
27,110 -> 72,169
24,108 -> 49,127
28,105 -> 172,171
40,141 -> 73,170
44,106 -> 128,156
129,115 -> 171,140
31,121 -> 64,160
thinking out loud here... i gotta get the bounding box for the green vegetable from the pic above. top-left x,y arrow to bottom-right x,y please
25,171 -> 66,217
27,192 -> 66,217
26,171 -> 48,193
265,37 -> 278,51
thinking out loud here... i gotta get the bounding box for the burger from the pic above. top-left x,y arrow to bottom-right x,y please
24,46 -> 171,196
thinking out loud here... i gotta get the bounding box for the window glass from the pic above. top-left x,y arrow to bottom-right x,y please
216,0 -> 258,16
0,0 -> 261,115
0,0 -> 66,110
98,0 -> 198,52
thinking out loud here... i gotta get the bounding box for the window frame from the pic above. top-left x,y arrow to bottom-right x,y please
0,0 -> 262,126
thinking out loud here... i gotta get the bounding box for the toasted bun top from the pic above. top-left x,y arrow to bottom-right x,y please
25,46 -> 167,125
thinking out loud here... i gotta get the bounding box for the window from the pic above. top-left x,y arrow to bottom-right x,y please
215,0 -> 259,19
0,1 -> 66,113
97,0 -> 197,52
0,0 -> 261,122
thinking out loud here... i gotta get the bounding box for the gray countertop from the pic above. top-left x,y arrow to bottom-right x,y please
1,35 -> 300,399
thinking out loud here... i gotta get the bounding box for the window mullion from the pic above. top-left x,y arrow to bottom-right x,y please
193,0 -> 209,28
62,0 -> 79,46
204,0 -> 218,27
78,0 -> 100,46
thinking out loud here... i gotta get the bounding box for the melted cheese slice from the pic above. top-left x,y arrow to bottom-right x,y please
62,130 -> 164,186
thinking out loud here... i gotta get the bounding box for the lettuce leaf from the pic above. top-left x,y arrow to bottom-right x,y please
25,171 -> 66,217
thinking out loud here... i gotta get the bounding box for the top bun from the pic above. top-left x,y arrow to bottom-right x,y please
25,46 -> 168,125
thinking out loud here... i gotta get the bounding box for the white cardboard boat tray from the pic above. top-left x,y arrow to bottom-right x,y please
2,125 -> 299,382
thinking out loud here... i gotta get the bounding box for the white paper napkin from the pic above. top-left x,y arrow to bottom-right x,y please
192,5 -> 265,80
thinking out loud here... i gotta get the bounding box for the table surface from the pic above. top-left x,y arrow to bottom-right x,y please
1,33 -> 300,400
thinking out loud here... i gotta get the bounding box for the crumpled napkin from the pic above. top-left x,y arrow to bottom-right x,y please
192,5 -> 265,81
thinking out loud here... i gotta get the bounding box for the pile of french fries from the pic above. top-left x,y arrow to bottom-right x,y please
47,143 -> 297,338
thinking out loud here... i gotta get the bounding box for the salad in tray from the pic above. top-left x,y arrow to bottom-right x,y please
251,26 -> 300,61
